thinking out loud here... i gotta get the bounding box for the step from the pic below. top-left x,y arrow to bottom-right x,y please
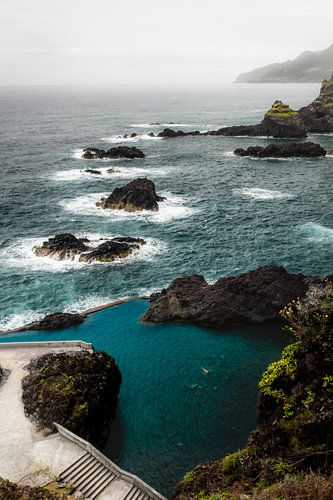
82,470 -> 116,498
124,485 -> 136,500
75,463 -> 106,491
79,468 -> 113,496
84,471 -> 117,499
71,459 -> 102,487
60,454 -> 95,481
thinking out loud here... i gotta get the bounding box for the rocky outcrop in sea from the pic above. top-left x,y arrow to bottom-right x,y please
20,312 -> 85,331
143,265 -> 322,329
22,350 -> 122,448
299,75 -> 333,132
96,178 -> 166,212
234,141 -> 327,158
33,233 -> 146,262
82,146 -> 145,159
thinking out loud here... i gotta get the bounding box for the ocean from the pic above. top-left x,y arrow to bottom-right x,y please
1,83 -> 333,495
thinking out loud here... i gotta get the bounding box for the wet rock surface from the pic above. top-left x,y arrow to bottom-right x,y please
22,350 -> 122,448
96,178 -> 166,212
20,312 -> 85,331
82,146 -> 145,159
234,142 -> 327,158
144,265 -> 322,329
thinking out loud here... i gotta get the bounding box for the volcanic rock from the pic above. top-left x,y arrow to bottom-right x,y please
259,101 -> 307,138
22,350 -> 122,447
96,178 -> 166,212
234,142 -> 327,158
85,168 -> 102,175
143,265 -> 322,329
299,75 -> 333,132
82,146 -> 145,159
20,312 -> 85,331
79,238 -> 145,263
33,233 -> 90,260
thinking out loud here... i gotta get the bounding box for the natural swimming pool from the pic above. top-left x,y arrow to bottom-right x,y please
0,300 -> 288,496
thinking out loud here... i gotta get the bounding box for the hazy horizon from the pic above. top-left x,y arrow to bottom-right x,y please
1,0 -> 333,86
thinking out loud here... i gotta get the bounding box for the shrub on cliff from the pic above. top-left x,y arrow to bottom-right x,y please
22,350 -> 122,448
173,284 -> 333,499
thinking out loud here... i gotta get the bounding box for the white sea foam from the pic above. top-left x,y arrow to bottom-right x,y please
0,234 -> 166,273
223,151 -> 236,157
299,222 -> 333,243
101,134 -> 162,143
0,310 -> 43,331
234,187 -> 293,201
60,192 -> 196,223
51,165 -> 171,182
130,123 -> 215,128
72,148 -> 85,159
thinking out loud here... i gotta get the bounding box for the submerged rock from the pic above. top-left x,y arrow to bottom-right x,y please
33,233 -> 146,263
234,141 -> 327,158
96,178 -> 166,212
143,265 -> 321,329
299,75 -> 333,132
22,350 -> 122,447
82,146 -> 145,159
85,168 -> 102,175
21,312 -> 85,331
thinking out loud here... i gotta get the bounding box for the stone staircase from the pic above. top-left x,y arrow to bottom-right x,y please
59,451 -> 117,498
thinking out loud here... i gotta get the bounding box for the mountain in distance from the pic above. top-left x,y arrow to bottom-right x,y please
236,43 -> 333,83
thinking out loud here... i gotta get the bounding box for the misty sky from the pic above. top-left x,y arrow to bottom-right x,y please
1,0 -> 332,86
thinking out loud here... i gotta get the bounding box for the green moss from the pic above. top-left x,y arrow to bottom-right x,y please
183,471 -> 194,484
271,459 -> 293,478
220,449 -> 245,474
265,101 -> 298,118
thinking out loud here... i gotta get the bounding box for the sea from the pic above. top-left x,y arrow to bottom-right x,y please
1,83 -> 333,496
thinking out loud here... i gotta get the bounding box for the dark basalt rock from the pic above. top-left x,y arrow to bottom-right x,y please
213,124 -> 264,136
82,146 -> 145,159
85,168 -> 102,175
96,178 -> 166,212
234,142 -> 327,158
33,233 -> 90,260
21,312 -> 85,331
143,265 -> 321,329
299,76 -> 333,132
22,350 -> 122,448
79,238 -> 145,263
33,233 -> 146,263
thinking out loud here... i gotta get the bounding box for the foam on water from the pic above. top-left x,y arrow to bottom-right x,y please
0,234 -> 166,273
60,192 -> 196,222
51,165 -> 171,182
298,222 -> 333,243
234,187 -> 293,201
0,310 -> 43,331
101,134 -> 162,143
130,123 -> 214,128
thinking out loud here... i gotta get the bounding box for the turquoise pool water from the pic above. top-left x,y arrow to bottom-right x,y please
0,300 -> 288,496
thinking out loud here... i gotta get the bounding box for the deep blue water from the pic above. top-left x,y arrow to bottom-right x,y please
1,83 -> 333,328
0,300 -> 288,496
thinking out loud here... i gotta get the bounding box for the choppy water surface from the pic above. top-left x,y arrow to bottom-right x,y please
1,83 -> 333,495
1,83 -> 333,328
0,300 -> 288,496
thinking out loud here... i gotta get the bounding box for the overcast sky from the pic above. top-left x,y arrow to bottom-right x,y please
1,0 -> 332,86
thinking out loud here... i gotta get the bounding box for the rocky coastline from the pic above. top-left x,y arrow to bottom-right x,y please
143,265 -> 322,330
96,178 -> 166,212
234,142 -> 327,158
82,145 -> 145,159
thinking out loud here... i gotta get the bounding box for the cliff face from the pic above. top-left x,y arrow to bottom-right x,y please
173,283 -> 333,499
236,43 -> 333,83
299,76 -> 333,132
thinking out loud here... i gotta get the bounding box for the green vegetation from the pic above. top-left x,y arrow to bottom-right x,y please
173,284 -> 333,499
265,100 -> 298,118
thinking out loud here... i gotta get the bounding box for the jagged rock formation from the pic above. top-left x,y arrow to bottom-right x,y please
20,312 -> 85,331
33,234 -> 145,263
235,43 -> 333,83
143,265 -> 321,329
299,76 -> 333,132
96,178 -> 166,212
154,101 -> 307,139
174,284 -> 333,499
82,146 -> 145,159
234,142 -> 327,158
22,350 -> 122,448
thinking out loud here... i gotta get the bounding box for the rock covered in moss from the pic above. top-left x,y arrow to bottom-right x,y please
260,101 -> 307,138
234,142 -> 327,158
173,283 -> 333,499
299,76 -> 333,132
144,265 -> 320,329
96,178 -> 166,212
22,350 -> 122,447
0,478 -> 69,499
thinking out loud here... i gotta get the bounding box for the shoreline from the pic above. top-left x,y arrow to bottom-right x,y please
0,295 -> 148,337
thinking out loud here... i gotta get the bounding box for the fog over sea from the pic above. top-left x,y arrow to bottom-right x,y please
1,83 -> 333,495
